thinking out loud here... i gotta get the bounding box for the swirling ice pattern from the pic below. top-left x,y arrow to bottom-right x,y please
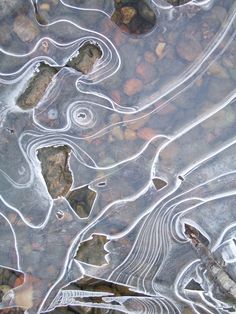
0,0 -> 236,313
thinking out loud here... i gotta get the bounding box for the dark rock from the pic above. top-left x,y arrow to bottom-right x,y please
138,0 -> 156,24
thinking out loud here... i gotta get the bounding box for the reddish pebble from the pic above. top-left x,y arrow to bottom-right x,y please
123,79 -> 143,96
14,275 -> 24,287
137,128 -> 156,141
136,62 -> 156,83
111,90 -> 121,104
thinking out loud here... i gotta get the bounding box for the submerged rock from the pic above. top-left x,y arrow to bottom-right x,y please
123,78 -> 143,96
138,1 -> 156,24
13,15 -> 39,42
176,36 -> 202,62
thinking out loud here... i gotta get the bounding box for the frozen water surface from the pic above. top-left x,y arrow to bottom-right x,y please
0,0 -> 236,313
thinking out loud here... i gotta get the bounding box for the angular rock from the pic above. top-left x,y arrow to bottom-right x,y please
37,146 -> 72,199
17,64 -> 57,110
66,43 -> 102,74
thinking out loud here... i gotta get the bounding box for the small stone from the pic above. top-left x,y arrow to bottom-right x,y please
120,6 -> 136,24
14,275 -> 24,288
137,127 -> 156,141
112,126 -> 124,140
155,42 -> 166,59
124,128 -> 137,141
176,37 -> 202,62
144,51 -> 156,64
39,3 -> 50,11
123,78 -> 143,96
136,62 -> 157,83
13,15 -> 40,42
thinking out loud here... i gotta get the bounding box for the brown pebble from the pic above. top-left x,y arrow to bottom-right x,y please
121,6 -> 137,24
123,78 -> 143,96
136,62 -> 156,83
13,15 -> 39,42
176,37 -> 202,62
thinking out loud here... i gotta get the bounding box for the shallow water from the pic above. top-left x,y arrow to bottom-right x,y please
0,0 -> 236,313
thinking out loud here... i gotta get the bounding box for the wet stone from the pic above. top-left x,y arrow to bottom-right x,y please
121,6 -> 137,24
17,64 -> 57,110
111,0 -> 156,35
66,42 -> 102,74
37,146 -> 72,199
